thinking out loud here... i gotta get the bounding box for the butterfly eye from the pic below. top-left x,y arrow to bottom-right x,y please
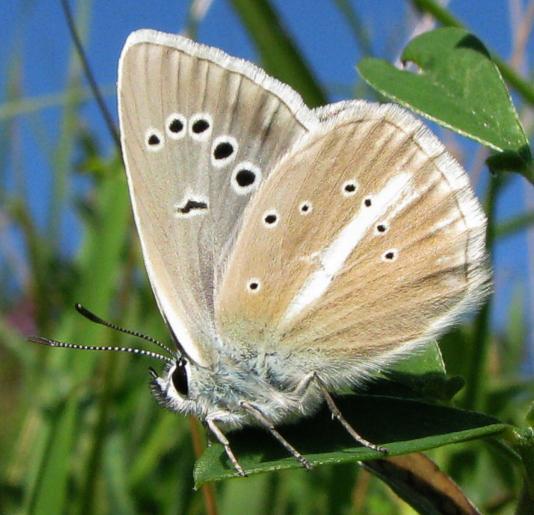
171,360 -> 189,397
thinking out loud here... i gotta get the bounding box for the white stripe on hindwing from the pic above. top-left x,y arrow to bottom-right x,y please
283,172 -> 413,323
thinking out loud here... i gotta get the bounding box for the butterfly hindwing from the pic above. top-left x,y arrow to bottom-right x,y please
215,102 -> 489,374
118,30 -> 315,364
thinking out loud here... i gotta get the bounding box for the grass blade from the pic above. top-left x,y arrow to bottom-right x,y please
230,0 -> 327,106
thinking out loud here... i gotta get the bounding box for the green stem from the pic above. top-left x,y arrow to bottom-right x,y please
333,0 -> 373,56
503,427 -> 534,513
185,0 -> 201,41
411,0 -> 534,106
60,0 -> 120,151
0,85 -> 115,121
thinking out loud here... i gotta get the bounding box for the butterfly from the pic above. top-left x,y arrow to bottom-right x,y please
33,29 -> 490,476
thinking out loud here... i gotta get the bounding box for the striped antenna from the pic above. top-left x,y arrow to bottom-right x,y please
74,303 -> 175,358
28,336 -> 175,366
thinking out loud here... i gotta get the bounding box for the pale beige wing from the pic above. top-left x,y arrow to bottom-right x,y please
118,30 -> 317,365
215,102 -> 490,369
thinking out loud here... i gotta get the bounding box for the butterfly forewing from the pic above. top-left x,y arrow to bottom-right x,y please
216,103 -> 489,366
118,30 -> 315,364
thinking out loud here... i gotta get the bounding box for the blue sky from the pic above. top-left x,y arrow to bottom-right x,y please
1,1 -> 533,368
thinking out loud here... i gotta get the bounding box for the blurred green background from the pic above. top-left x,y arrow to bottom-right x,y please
1,1 -> 533,513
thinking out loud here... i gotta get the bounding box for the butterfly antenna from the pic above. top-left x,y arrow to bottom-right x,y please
75,303 -> 175,357
28,336 -> 175,366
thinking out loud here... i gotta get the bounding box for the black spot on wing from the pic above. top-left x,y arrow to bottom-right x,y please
177,199 -> 208,214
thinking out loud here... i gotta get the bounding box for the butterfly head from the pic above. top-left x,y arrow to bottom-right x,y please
147,352 -> 251,422
149,357 -> 200,415
146,346 -> 320,428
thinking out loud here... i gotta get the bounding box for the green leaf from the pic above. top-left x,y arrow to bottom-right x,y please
375,342 -> 464,402
412,0 -> 534,107
389,341 -> 445,376
194,395 -> 507,486
357,27 -> 532,180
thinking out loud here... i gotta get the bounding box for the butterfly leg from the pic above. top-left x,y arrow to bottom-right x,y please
292,372 -> 316,397
239,401 -> 313,471
206,417 -> 247,477
201,420 -> 213,447
313,374 -> 388,454
293,373 -> 388,454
